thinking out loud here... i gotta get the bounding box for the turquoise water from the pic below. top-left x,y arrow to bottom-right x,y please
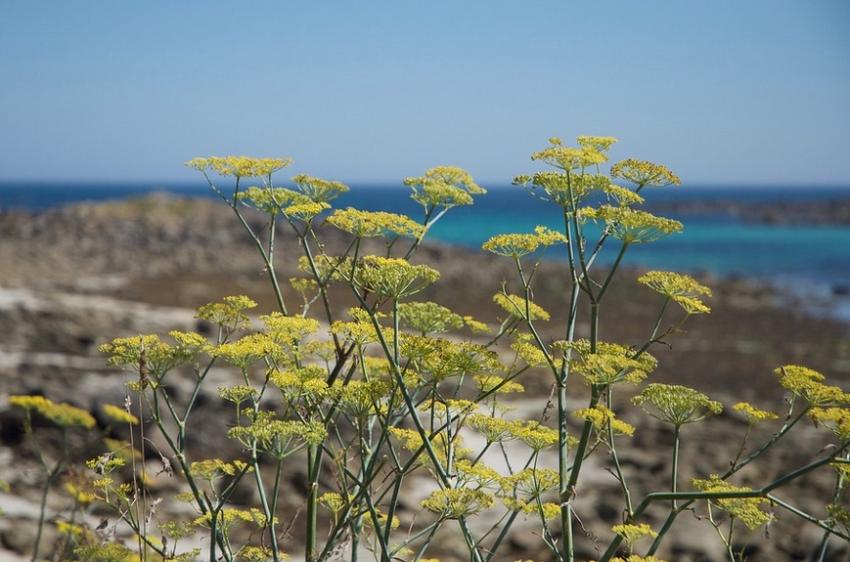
2,182 -> 849,287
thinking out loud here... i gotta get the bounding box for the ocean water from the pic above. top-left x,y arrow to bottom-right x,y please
1,182 -> 849,291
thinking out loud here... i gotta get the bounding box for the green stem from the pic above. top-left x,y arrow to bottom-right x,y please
672,425 -> 681,510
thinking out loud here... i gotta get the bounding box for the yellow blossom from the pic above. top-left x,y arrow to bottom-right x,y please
190,459 -> 250,480
355,256 -> 440,298
404,166 -> 485,209
195,295 -> 257,328
9,395 -> 95,429
578,205 -> 683,244
611,523 -> 657,545
474,373 -> 524,394
421,488 -> 494,518
732,402 -> 778,425
213,333 -> 281,369
633,384 -> 722,426
186,156 -> 292,178
555,339 -> 656,385
398,301 -> 464,334
292,173 -> 349,202
483,226 -> 566,258
775,365 -> 850,405
692,475 -> 772,529
327,207 -> 425,239
531,137 -> 607,170
493,293 -> 550,321
282,200 -> 329,222
574,405 -> 635,437
637,270 -> 712,314
101,403 -> 139,426
610,158 -> 681,188
514,172 -> 643,210
260,313 -> 320,344
810,407 -> 850,440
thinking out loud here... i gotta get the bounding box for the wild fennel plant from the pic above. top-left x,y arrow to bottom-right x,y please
8,136 -> 850,562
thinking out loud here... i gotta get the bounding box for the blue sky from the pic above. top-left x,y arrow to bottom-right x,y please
0,1 -> 848,185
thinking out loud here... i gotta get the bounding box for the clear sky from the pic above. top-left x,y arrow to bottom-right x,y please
1,1 -> 848,185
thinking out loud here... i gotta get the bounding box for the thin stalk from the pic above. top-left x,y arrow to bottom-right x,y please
671,425 -> 681,510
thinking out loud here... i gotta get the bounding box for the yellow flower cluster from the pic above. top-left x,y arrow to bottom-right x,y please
827,504 -> 850,535
454,459 -> 503,487
732,402 -> 778,425
577,135 -> 619,152
810,407 -> 850,441
99,334 -> 185,377
466,414 -> 558,449
331,379 -> 391,416
213,333 -> 281,369
464,315 -> 490,333
474,373 -> 524,394
193,507 -> 273,530
9,395 -> 95,429
404,166 -> 485,209
512,334 -> 548,367
611,523 -> 657,545
282,200 -> 330,222
610,159 -> 681,188
633,384 -> 722,426
637,270 -> 712,314
574,405 -> 635,437
500,467 -> 560,497
504,499 -> 561,520
260,313 -> 319,344
101,403 -> 139,426
775,365 -> 850,405
297,254 -> 354,284
421,487 -> 495,519
218,385 -> 259,405
483,226 -> 566,258
270,366 -> 330,400
398,301 -> 464,334
327,207 -> 425,239
531,137 -> 608,170
196,295 -> 258,328
186,156 -> 292,178
190,459 -> 250,480
578,205 -> 683,244
318,492 -> 346,514
228,411 -> 327,454
74,543 -> 137,562
514,172 -> 644,210
556,340 -> 657,386
292,173 -> 349,202
236,186 -> 306,214
691,475 -> 772,529
355,256 -> 440,298
238,545 -> 284,562
493,293 -> 550,321
64,481 -> 97,504
405,338 -> 501,382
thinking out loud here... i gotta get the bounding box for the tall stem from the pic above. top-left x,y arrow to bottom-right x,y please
671,425 -> 681,510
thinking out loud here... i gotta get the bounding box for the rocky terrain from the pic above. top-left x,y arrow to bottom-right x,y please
646,196 -> 850,226
1,194 -> 849,561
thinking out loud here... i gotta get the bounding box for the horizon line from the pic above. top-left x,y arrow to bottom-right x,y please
2,178 -> 850,190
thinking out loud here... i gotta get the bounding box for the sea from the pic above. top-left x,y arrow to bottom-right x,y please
2,181 -> 849,320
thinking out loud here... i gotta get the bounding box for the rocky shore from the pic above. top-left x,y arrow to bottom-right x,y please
646,195 -> 850,226
1,194 -> 849,561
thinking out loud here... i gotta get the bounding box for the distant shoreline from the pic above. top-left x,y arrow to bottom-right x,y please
2,182 -> 850,226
